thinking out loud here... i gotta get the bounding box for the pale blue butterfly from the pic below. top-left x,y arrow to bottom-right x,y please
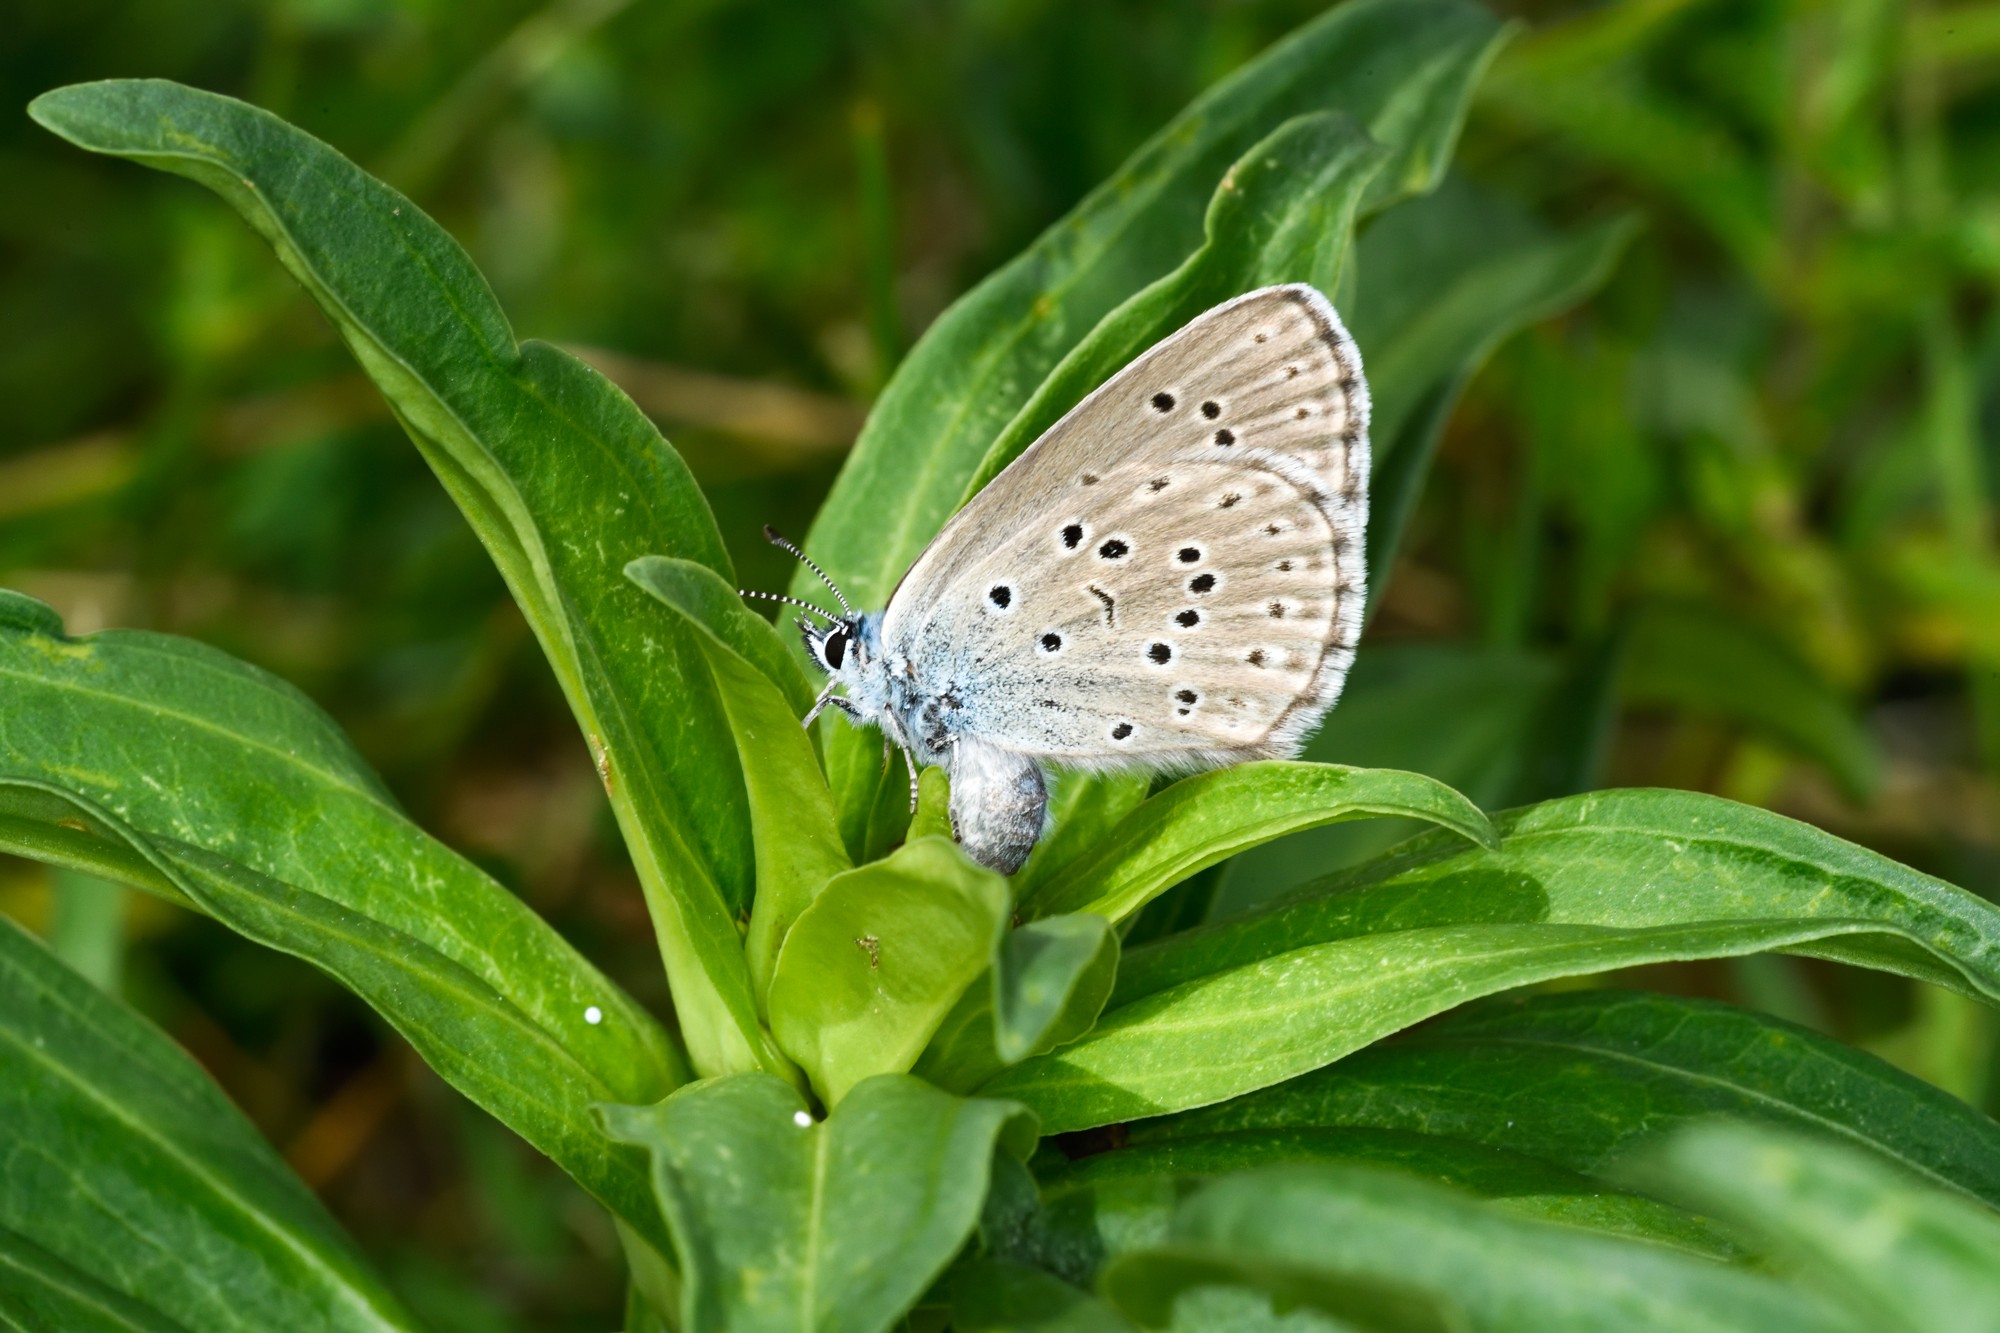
749,284 -> 1369,873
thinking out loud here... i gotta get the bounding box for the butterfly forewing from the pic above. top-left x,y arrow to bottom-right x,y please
880,284 -> 1369,768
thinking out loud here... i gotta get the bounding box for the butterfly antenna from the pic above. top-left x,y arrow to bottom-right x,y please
738,588 -> 839,624
763,525 -> 854,616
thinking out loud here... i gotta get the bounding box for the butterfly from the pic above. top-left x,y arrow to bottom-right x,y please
749,284 -> 1369,874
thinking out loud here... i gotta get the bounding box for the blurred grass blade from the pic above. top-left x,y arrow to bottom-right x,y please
1639,1122 -> 2000,1333
802,0 -> 1508,843
917,913 -> 1120,1094
768,838 -> 1010,1105
29,78 -> 774,1079
0,914 -> 422,1332
1623,600 -> 1882,801
1479,23 -> 1776,286
987,788 -> 2000,1132
1133,988 -> 2000,1212
0,592 -> 680,1250
1352,182 -> 1640,603
626,557 -> 849,1007
600,1073 -> 1036,1333
46,866 -> 125,992
1024,762 -> 1495,923
1099,1163 -> 1851,1332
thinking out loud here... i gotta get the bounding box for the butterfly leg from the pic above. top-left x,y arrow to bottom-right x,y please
801,676 -> 842,728
802,680 -> 863,729
902,742 -> 921,812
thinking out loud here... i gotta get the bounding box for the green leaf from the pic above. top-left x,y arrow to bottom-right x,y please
802,0 -> 1508,838
0,1227 -> 187,1333
946,1259 -> 1134,1333
1023,763 -> 1495,923
911,765 -> 955,843
996,915 -> 1121,1064
626,557 -> 850,1007
1623,601 -> 1882,802
0,914 -> 420,1332
1100,1163 -> 1851,1332
1637,1122 -> 2000,1333
29,78 -> 772,1079
769,838 -> 1010,1105
0,593 -> 680,1250
1029,1126 -> 1739,1270
599,1073 -> 1036,1333
1133,988 -> 2000,1212
624,555 -> 819,713
917,915 -> 1121,1095
1351,180 -> 1639,602
986,788 -> 2000,1132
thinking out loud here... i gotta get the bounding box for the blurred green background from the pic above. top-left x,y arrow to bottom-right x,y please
5,0 -> 2000,1327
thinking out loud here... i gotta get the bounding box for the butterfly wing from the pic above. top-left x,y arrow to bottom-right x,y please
881,283 -> 1368,768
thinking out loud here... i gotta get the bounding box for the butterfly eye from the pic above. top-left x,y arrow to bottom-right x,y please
822,630 -> 848,670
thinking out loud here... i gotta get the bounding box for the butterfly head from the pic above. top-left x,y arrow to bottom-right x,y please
799,614 -> 860,678
746,525 -> 888,704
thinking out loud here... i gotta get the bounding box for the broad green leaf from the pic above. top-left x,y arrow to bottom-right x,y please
599,1073 -> 1036,1333
29,79 -> 772,1079
0,914 -> 420,1332
1623,600 -> 1882,801
1134,988 -> 2000,1211
996,915 -> 1120,1064
1026,1127 -> 1739,1271
624,555 -> 819,712
986,788 -> 2000,1132
768,838 -> 1010,1104
0,1227 -> 184,1333
626,556 -> 849,1007
802,0 -> 1508,840
1350,180 -> 1639,599
946,1259 -> 1134,1333
1638,1123 -> 2000,1333
917,914 -> 1120,1094
1100,1164 -> 1850,1332
1024,763 -> 1495,923
0,593 -> 679,1250
0,779 -> 676,1259
962,112 -> 1384,496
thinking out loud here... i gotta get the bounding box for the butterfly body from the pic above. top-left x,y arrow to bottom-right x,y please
786,284 -> 1370,874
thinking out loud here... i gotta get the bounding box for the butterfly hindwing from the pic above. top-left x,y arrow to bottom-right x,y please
879,284 -> 1369,769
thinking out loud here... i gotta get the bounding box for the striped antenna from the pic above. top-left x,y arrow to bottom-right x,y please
763,525 -> 854,616
739,588 -> 839,624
